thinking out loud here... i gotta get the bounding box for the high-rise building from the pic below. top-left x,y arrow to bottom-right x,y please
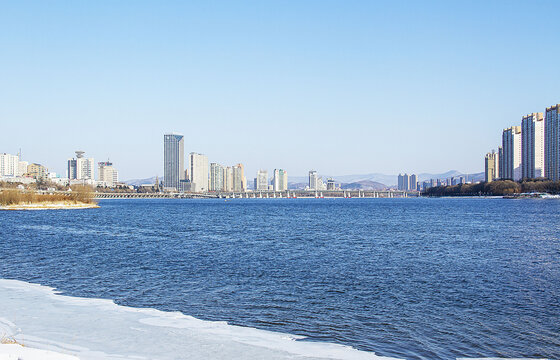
308,170 -> 318,190
0,153 -> 19,177
163,133 -> 185,190
189,152 -> 209,193
209,163 -> 224,192
256,170 -> 268,191
410,174 -> 418,191
485,150 -> 498,182
68,151 -> 94,180
232,164 -> 245,192
98,161 -> 118,187
502,126 -> 522,181
224,166 -> 233,192
326,178 -> 336,190
521,113 -> 545,179
497,146 -> 503,179
273,169 -> 288,191
545,104 -> 560,181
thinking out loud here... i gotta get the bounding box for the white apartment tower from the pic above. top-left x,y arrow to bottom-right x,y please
209,163 -> 224,192
98,161 -> 119,187
224,166 -> 233,192
68,151 -> 94,180
189,152 -> 209,193
0,153 -> 19,177
164,133 -> 185,190
232,164 -> 246,192
521,113 -> 545,179
545,104 -> 560,181
502,126 -> 522,181
273,169 -> 288,191
256,170 -> 268,191
308,170 -> 318,190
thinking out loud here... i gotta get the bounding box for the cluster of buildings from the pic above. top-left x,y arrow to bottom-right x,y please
163,133 -> 289,193
307,170 -> 336,191
0,150 -> 120,188
484,103 -> 560,182
397,173 -> 418,191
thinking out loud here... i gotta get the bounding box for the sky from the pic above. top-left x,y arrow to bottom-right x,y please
1,0 -> 559,180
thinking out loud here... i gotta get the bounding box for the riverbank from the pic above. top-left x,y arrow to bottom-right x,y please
1,201 -> 100,210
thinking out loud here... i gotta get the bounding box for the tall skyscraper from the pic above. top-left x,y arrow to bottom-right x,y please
545,104 -> 560,181
398,173 -> 411,190
273,169 -> 288,191
224,166 -> 233,191
497,146 -> 503,180
68,151 -> 94,180
485,150 -> 498,182
163,133 -> 185,190
190,152 -> 209,193
232,163 -> 246,192
256,170 -> 268,191
410,174 -> 418,191
209,163 -> 224,192
521,113 -> 545,179
98,161 -> 118,187
308,170 -> 318,190
502,126 -> 522,181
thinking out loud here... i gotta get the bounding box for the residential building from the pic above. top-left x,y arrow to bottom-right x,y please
545,104 -> 560,181
26,163 -> 48,181
485,150 -> 498,182
224,166 -> 233,192
502,126 -> 522,181
209,163 -> 224,192
327,178 -> 336,190
163,133 -> 185,190
68,151 -> 94,180
256,169 -> 268,191
0,153 -> 19,177
521,113 -> 545,179
308,170 -> 318,190
189,152 -> 209,193
98,161 -> 118,187
273,169 -> 288,191
18,161 -> 28,177
232,163 -> 245,192
410,174 -> 418,191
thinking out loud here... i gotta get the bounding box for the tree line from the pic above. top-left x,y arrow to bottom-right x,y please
422,179 -> 560,197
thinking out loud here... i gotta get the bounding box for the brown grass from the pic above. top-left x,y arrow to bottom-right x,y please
0,335 -> 23,346
0,187 -> 96,206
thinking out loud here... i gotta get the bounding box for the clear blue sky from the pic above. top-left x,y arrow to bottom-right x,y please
1,1 -> 559,180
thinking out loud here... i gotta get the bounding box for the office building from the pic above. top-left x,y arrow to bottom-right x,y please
410,174 -> 418,191
485,150 -> 498,182
273,169 -> 288,191
209,163 -> 224,192
98,161 -> 118,187
497,146 -> 503,179
502,126 -> 522,181
308,170 -> 318,190
256,170 -> 268,191
545,104 -> 560,181
163,133 -> 185,190
189,152 -> 209,193
68,151 -> 94,180
521,113 -> 545,179
327,178 -> 336,190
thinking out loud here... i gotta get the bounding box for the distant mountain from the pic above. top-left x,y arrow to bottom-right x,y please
340,180 -> 388,190
124,176 -> 158,186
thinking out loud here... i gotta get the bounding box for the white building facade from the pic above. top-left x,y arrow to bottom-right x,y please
68,151 -> 94,180
273,169 -> 288,191
521,113 -> 545,179
256,170 -> 268,191
209,163 -> 224,192
502,126 -> 522,181
189,152 -> 209,193
98,161 -> 118,187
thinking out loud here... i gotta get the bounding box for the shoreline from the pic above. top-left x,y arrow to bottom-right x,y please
0,202 -> 99,210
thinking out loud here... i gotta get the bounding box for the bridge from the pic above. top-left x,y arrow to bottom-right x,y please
94,190 -> 418,199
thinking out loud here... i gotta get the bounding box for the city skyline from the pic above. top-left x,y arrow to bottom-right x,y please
2,2 -> 560,179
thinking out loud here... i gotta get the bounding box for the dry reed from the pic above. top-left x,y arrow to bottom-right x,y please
0,187 -> 96,206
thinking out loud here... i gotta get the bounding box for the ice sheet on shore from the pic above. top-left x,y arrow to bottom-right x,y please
0,279 -> 399,360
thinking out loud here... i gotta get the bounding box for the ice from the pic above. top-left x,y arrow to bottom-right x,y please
0,279 -> 400,360
0,344 -> 79,360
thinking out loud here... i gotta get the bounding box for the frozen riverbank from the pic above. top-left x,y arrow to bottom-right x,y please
0,279 -> 398,360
